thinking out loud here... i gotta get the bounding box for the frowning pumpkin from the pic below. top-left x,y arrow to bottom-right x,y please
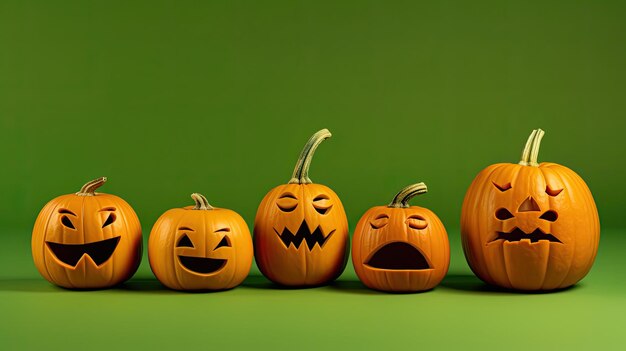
461,129 -> 600,291
352,183 -> 449,292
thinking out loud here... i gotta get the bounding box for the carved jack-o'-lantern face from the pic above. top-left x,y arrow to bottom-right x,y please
31,177 -> 142,289
254,129 -> 349,287
461,129 -> 600,291
148,193 -> 253,291
175,226 -> 231,275
352,183 -> 450,292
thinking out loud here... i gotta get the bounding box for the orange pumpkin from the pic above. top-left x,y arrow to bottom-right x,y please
148,193 -> 253,290
31,177 -> 142,289
254,129 -> 349,287
352,183 -> 449,292
461,129 -> 600,291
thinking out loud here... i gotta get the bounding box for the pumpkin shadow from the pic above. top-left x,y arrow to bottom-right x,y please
440,273 -> 582,294
119,278 -> 239,294
0,279 -> 65,293
118,278 -> 176,294
327,279 -> 389,295
242,274 -> 328,290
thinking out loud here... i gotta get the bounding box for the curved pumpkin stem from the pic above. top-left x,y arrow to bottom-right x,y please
388,182 -> 428,208
519,129 -> 545,167
288,129 -> 332,184
76,177 -> 107,196
191,193 -> 214,210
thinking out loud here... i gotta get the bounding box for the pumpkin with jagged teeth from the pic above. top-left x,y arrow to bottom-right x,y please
461,129 -> 600,291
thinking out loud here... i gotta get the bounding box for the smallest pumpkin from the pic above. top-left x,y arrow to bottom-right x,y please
352,183 -> 450,292
148,193 -> 253,291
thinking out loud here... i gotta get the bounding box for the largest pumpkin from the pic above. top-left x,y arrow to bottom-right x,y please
254,129 -> 349,287
461,129 -> 600,291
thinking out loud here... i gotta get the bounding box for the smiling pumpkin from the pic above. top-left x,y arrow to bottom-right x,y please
31,177 -> 142,289
148,193 -> 253,291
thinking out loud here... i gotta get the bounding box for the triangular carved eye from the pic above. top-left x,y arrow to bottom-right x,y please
177,234 -> 194,248
495,208 -> 514,220
102,213 -> 116,228
540,210 -> 558,222
214,236 -> 231,249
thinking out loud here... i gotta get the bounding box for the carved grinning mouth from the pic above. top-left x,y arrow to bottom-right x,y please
274,220 -> 335,250
365,242 -> 432,270
492,228 -> 562,244
46,236 -> 121,267
177,256 -> 227,274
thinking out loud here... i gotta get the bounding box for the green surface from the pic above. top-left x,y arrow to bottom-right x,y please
1,229 -> 625,350
1,0 -> 625,350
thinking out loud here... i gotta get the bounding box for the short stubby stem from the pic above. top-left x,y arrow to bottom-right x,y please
191,193 -> 214,210
76,177 -> 107,196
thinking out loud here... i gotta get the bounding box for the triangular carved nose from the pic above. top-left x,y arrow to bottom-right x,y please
518,196 -> 541,212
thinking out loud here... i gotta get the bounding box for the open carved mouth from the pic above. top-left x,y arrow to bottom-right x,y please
492,228 -> 562,244
46,236 -> 121,267
274,220 -> 335,250
365,242 -> 431,270
177,256 -> 227,274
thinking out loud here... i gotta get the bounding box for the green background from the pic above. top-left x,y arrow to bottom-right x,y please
1,1 -> 625,349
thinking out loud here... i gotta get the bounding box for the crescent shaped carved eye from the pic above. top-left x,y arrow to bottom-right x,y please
277,193 -> 298,212
407,215 -> 428,230
370,214 -> 389,229
313,195 -> 332,215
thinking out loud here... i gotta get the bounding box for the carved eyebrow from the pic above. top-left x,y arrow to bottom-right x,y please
374,214 -> 389,220
178,226 -> 194,232
58,209 -> 77,216
492,181 -> 512,192
407,215 -> 426,220
546,186 -> 563,197
98,207 -> 116,212
215,228 -> 230,233
279,193 -> 297,199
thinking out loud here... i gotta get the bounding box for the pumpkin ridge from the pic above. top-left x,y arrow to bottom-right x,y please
40,199 -> 64,284
553,168 -> 590,288
463,164 -> 502,285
